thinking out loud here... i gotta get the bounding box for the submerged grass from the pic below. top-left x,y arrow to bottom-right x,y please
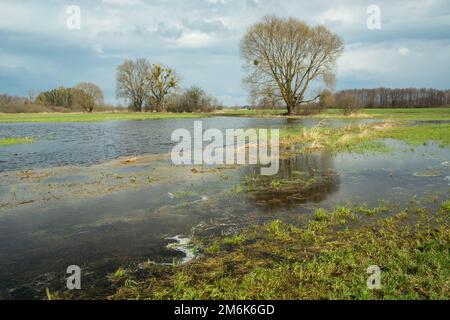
280,122 -> 393,154
0,137 -> 34,146
280,122 -> 450,154
383,124 -> 450,147
242,170 -> 339,207
111,201 -> 449,300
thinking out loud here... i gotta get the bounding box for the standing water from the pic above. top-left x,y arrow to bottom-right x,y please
0,117 -> 448,299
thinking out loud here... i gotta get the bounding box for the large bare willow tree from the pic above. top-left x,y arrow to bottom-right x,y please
241,16 -> 344,115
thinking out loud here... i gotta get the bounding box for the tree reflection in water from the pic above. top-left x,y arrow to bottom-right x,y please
243,153 -> 340,209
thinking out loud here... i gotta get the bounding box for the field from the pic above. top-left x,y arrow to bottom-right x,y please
280,122 -> 450,154
220,107 -> 450,120
1,107 -> 449,124
0,112 -> 209,123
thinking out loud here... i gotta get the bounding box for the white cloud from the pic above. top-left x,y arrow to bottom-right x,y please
398,47 -> 411,56
316,7 -> 359,26
92,44 -> 105,56
175,32 -> 219,48
338,44 -> 395,77
101,0 -> 144,5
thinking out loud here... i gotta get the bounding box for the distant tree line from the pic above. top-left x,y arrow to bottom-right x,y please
116,58 -> 222,113
35,83 -> 104,112
334,88 -> 450,109
250,87 -> 450,114
0,94 -> 30,106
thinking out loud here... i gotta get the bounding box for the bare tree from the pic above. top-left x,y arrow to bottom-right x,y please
335,92 -> 360,115
319,89 -> 335,109
146,64 -> 179,112
0,94 -> 28,106
75,82 -> 104,108
250,84 -> 284,109
116,59 -> 152,112
73,88 -> 95,112
241,16 -> 344,115
27,90 -> 36,104
182,86 -> 204,112
166,86 -> 221,113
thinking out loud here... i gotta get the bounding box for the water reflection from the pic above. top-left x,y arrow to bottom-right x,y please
243,153 -> 340,209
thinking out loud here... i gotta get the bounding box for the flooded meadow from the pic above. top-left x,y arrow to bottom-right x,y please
0,117 -> 449,299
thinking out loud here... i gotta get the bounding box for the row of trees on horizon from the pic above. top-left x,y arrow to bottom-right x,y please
2,85 -> 449,114
0,71 -> 222,114
334,88 -> 450,109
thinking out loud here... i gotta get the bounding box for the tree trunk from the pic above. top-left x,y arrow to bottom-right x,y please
286,103 -> 295,115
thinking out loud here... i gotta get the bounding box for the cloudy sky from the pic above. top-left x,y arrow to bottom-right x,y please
0,0 -> 449,106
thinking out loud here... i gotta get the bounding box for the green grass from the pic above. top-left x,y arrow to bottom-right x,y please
223,235 -> 247,246
220,107 -> 450,120
442,201 -> 450,213
0,137 -> 34,146
280,123 -> 393,154
280,122 -> 450,155
383,124 -> 450,147
110,201 -> 450,300
364,108 -> 450,120
0,112 -> 209,123
313,208 -> 329,221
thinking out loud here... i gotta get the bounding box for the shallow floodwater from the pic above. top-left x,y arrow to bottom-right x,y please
0,117 -> 377,172
0,118 -> 449,299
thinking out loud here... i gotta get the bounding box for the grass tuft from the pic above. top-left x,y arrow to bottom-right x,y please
0,137 -> 34,146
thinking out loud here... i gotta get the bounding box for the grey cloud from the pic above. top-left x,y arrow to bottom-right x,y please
182,19 -> 229,34
0,0 -> 449,105
155,22 -> 183,39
